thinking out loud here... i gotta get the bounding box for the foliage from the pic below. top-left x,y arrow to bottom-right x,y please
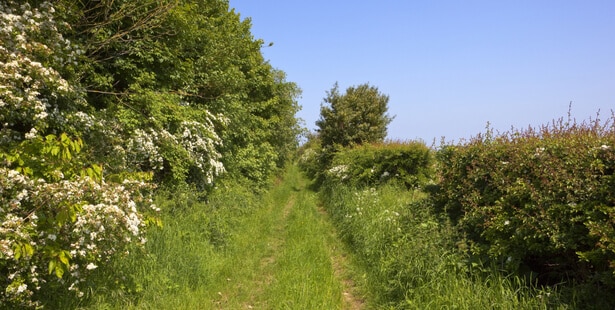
320,180 -> 561,308
326,141 -> 433,188
296,132 -> 325,180
1,0 -> 302,307
316,82 -> 392,149
436,115 -> 615,287
34,0 -> 302,189
0,133 -> 157,308
0,2 -> 154,307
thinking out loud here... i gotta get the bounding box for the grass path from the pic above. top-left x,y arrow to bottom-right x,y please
206,164 -> 364,309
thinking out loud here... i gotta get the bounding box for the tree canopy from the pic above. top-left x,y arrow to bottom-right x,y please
316,83 -> 393,149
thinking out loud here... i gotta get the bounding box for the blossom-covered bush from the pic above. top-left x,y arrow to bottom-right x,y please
0,1 -> 87,141
122,115 -> 227,187
0,166 -> 155,308
0,2 -> 158,307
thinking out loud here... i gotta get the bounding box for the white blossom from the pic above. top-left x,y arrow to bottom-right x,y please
85,263 -> 97,270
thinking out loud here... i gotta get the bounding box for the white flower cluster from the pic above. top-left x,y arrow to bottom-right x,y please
125,113 -> 227,184
0,167 -> 155,306
178,118 -> 226,184
328,165 -> 349,180
353,187 -> 379,204
127,128 -> 165,171
0,1 -> 88,144
298,148 -> 316,164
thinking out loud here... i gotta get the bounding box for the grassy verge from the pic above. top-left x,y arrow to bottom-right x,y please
320,181 -> 568,309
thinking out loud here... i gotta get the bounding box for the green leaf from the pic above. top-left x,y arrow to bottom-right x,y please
59,251 -> 70,266
48,260 -> 56,275
14,244 -> 22,260
56,209 -> 69,226
51,146 -> 60,156
55,264 -> 65,278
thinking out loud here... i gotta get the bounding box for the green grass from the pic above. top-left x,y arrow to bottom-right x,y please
44,164 -> 612,309
320,181 -> 569,309
67,164 -> 353,309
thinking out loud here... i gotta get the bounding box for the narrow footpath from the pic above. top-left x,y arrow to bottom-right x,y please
208,164 -> 364,309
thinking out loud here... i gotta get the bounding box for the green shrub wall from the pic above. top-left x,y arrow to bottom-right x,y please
436,118 -> 615,285
326,141 -> 433,188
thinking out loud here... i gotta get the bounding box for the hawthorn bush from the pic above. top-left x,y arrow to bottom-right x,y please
436,115 -> 615,286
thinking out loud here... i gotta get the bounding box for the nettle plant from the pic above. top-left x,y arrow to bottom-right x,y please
0,2 -> 158,307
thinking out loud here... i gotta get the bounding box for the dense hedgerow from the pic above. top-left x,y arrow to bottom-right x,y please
436,115 -> 615,286
327,141 -> 433,188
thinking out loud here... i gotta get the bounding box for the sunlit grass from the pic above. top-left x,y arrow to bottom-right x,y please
321,181 -> 569,309
74,165 -> 349,309
47,164 -> 610,309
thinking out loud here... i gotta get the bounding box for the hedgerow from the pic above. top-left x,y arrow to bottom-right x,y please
325,141 -> 433,188
436,115 -> 615,286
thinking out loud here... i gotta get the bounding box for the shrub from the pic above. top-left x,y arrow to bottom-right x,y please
0,134 -> 157,308
436,115 -> 615,286
326,141 -> 433,188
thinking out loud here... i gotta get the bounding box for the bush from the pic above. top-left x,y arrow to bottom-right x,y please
326,141 -> 433,188
436,116 -> 615,286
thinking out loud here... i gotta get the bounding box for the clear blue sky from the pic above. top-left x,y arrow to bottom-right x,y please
229,0 -> 615,144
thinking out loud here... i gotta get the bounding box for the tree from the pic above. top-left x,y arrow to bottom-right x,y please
53,0 -> 303,188
316,83 -> 393,149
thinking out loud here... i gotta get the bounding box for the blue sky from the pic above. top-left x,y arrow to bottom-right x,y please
229,0 -> 615,143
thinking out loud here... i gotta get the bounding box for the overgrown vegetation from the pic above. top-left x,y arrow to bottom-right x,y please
1,0 -> 301,307
301,110 -> 615,308
4,0 -> 615,308
435,113 -> 615,306
66,165 -> 347,309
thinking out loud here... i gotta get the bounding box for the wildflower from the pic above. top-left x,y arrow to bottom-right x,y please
16,283 -> 27,294
601,144 -> 610,150
85,263 -> 97,270
25,127 -> 37,139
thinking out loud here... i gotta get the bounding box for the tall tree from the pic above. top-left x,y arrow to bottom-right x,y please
316,83 -> 393,149
55,0 -> 302,188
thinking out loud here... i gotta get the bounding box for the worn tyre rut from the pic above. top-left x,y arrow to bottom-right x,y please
210,165 -> 364,309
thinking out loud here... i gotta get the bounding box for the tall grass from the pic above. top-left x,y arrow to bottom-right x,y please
77,181 -> 259,309
60,165 -> 349,309
321,181 -> 566,309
